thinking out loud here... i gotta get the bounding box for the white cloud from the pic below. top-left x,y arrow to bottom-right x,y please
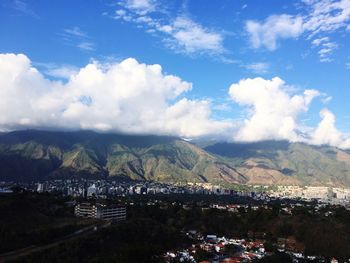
303,0 -> 350,35
317,41 -> 338,62
245,0 -> 350,62
245,15 -> 303,50
311,108 -> 350,148
112,3 -> 225,55
164,17 -> 224,55
2,53 -> 350,148
228,77 -> 319,142
33,62 -> 79,79
321,95 -> 333,104
227,76 -> 350,149
115,9 -> 127,17
46,66 -> 78,79
0,53 -> 232,138
243,62 -> 269,74
64,27 -> 87,38
311,37 -> 338,62
39,63 -> 79,79
311,37 -> 329,46
213,103 -> 231,112
12,0 -> 39,18
77,42 -> 95,51
123,0 -> 156,15
346,59 -> 350,69
60,27 -> 95,51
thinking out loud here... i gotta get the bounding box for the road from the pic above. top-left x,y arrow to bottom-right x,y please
0,221 -> 111,262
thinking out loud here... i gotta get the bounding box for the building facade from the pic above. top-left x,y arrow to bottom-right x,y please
75,202 -> 126,222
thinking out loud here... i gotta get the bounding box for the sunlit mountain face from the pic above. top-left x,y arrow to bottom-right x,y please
1,130 -> 350,187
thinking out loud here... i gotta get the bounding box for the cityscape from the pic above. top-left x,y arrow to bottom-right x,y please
1,0 -> 350,262
2,179 -> 350,206
1,179 -> 350,262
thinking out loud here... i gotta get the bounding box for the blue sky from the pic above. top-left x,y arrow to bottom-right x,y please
0,0 -> 350,147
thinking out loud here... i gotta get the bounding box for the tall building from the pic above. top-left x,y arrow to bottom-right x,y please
87,184 -> 97,197
75,202 -> 126,222
36,183 -> 45,193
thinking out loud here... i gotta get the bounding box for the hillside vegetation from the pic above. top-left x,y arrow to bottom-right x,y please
1,130 -> 350,186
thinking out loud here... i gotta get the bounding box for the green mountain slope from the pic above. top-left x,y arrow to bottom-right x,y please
1,130 -> 350,186
0,130 -> 245,184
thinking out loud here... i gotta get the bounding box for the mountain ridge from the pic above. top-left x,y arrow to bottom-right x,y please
1,130 -> 350,187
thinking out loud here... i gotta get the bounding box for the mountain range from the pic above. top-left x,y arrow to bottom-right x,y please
1,130 -> 350,187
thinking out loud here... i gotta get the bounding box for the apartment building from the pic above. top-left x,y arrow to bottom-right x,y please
75,202 -> 126,222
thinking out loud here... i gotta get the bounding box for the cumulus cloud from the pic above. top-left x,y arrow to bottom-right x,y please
227,76 -> 350,149
46,66 -> 78,79
0,53 -> 232,137
32,62 -> 79,79
311,109 -> 350,149
1,53 -> 350,149
228,77 -> 319,142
